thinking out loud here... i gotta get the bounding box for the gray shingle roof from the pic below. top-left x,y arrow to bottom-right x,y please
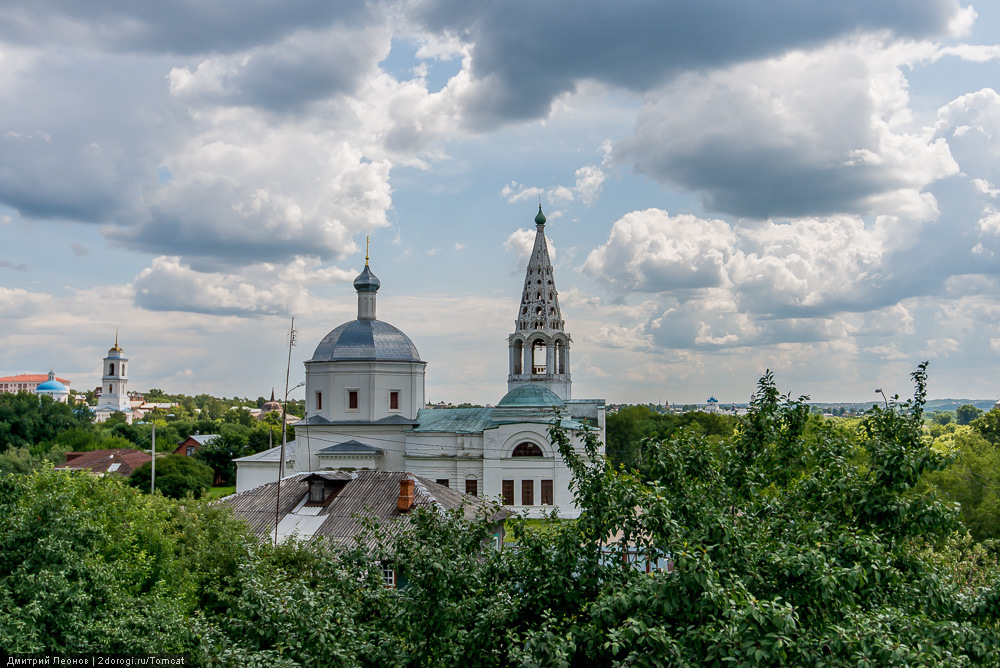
234,440 -> 296,463
218,470 -> 505,547
317,440 -> 382,455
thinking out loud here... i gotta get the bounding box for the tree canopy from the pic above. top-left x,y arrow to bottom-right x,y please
0,365 -> 998,664
129,455 -> 214,499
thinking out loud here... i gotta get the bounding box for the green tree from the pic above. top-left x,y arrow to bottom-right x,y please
222,407 -> 255,427
0,466 -> 253,652
193,427 -> 258,486
934,410 -> 954,425
129,455 -> 213,499
0,392 -> 92,451
957,403 -> 983,425
971,407 -> 1000,445
925,427 -> 1000,541
514,364 -> 999,665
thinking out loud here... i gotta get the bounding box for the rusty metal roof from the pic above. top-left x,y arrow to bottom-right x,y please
56,448 -> 150,476
218,469 -> 504,547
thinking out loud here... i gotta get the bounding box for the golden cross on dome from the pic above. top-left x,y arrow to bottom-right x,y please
365,235 -> 370,266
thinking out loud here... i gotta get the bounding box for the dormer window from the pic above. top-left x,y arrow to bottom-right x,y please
309,481 -> 326,503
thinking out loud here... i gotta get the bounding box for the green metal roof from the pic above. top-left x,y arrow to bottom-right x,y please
497,384 -> 564,408
413,407 -> 495,433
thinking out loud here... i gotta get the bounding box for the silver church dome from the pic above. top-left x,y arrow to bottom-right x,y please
311,319 -> 422,362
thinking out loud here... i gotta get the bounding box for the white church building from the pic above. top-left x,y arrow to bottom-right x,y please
93,334 -> 133,424
235,207 -> 605,518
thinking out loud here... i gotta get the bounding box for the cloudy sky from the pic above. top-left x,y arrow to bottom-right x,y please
2,0 -> 999,405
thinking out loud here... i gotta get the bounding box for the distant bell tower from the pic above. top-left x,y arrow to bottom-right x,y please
507,205 -> 571,400
97,332 -> 130,414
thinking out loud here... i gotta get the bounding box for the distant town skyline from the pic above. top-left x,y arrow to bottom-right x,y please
1,1 -> 999,405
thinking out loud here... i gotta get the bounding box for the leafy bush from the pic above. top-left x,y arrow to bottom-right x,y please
129,455 -> 214,499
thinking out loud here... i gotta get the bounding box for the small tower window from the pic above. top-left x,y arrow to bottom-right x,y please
348,390 -> 359,410
316,391 -> 323,410
109,363 -> 115,376
109,384 -> 112,393
389,391 -> 400,411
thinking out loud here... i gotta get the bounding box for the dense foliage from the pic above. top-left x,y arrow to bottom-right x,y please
129,455 -> 215,499
606,405 -> 737,470
1,366 -> 998,665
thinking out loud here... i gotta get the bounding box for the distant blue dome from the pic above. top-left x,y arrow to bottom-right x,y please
311,319 -> 421,362
497,384 -> 564,408
36,379 -> 68,393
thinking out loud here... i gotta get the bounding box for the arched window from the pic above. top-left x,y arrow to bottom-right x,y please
108,363 -> 115,376
532,339 -> 546,374
512,442 -> 543,457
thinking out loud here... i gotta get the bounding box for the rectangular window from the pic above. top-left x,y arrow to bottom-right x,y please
381,563 -> 396,588
522,479 -> 534,506
186,446 -> 195,457
389,390 -> 400,411
436,478 -> 450,488
316,391 -> 322,410
502,480 -> 514,505
541,479 -> 554,505
465,479 -> 478,497
348,390 -> 359,410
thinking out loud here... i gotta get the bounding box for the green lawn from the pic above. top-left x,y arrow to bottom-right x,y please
205,486 -> 236,499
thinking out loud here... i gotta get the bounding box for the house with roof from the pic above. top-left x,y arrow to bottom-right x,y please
221,469 -> 505,544
221,469 -> 506,585
235,207 -> 605,518
173,434 -> 219,457
56,448 -> 151,477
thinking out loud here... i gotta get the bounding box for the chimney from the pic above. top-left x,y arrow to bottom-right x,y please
397,478 -> 415,512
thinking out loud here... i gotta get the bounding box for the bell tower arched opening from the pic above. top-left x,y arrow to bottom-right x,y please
531,339 -> 547,375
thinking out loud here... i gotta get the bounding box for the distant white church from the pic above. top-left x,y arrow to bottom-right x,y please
235,207 -> 605,518
93,334 -> 133,424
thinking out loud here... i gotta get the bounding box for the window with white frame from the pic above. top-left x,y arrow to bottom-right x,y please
381,563 -> 396,588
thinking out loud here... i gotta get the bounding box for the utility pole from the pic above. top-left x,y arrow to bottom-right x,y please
151,422 -> 156,494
